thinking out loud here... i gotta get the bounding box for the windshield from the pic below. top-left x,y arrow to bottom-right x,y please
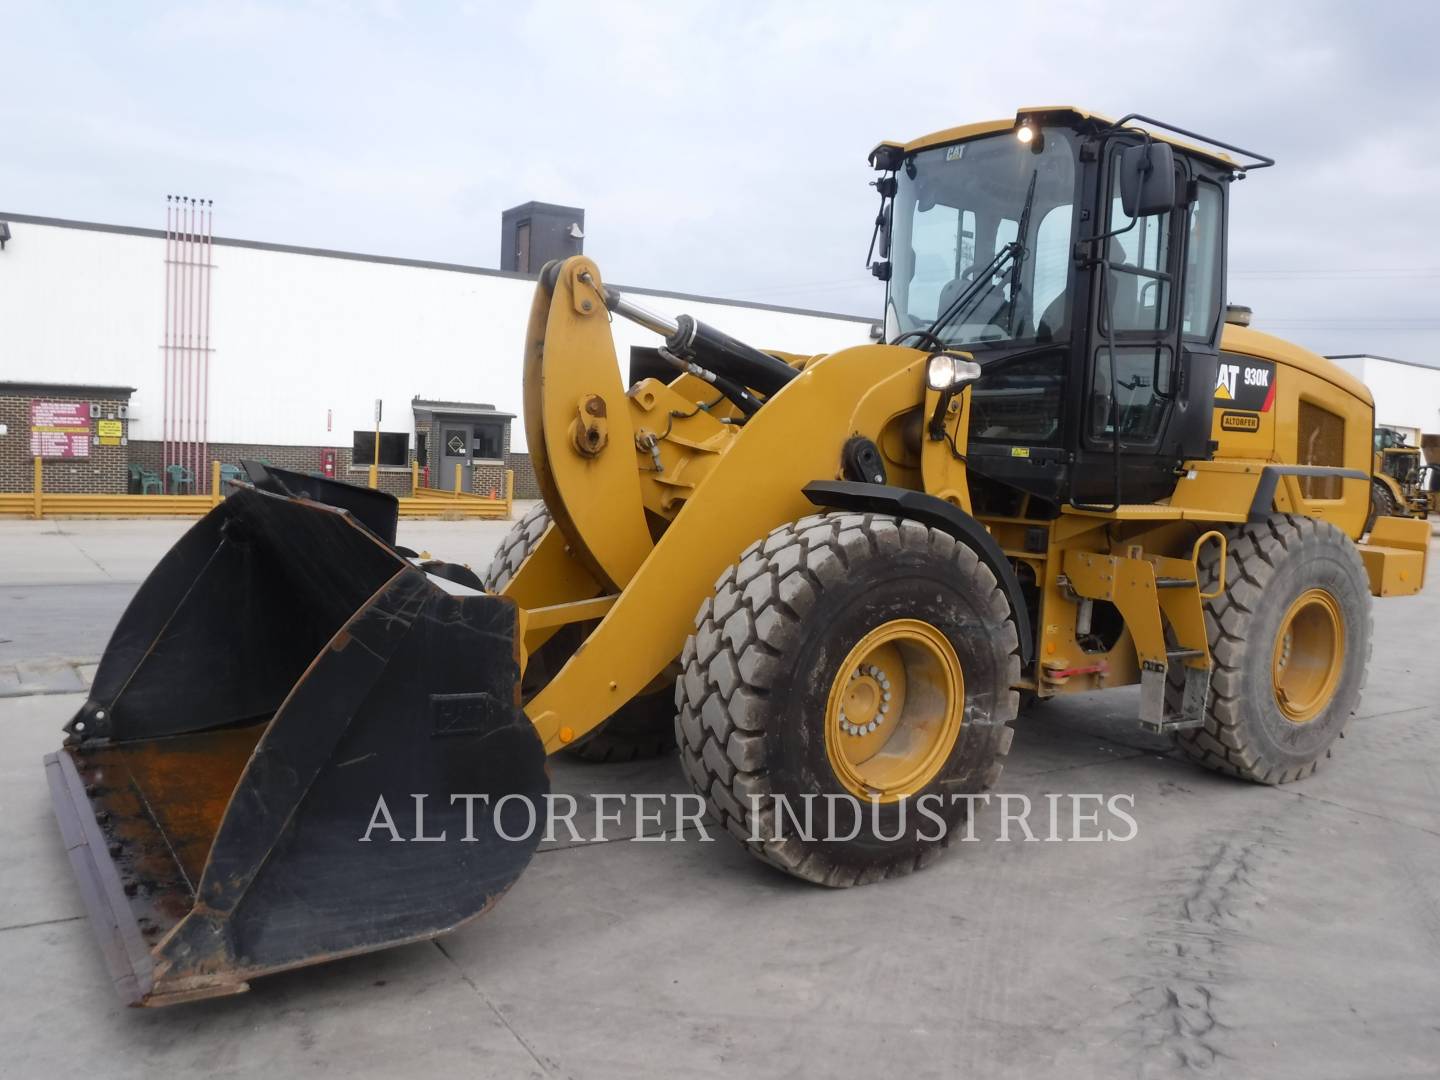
886,129 -> 1078,348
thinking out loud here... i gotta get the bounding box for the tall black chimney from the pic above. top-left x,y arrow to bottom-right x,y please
500,202 -> 585,274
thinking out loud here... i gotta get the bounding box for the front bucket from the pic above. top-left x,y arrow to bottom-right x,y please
45,484 -> 547,1005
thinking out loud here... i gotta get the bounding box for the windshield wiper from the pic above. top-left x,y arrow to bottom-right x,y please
920,242 -> 1019,344
1006,169 -> 1040,337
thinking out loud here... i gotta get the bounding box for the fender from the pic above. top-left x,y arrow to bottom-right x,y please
802,480 -> 1034,664
1247,464 -> 1368,523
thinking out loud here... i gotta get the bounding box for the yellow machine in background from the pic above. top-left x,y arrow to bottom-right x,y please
1371,426 -> 1436,523
49,106 -> 1432,1005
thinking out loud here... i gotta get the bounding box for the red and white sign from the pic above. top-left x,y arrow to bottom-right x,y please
30,400 -> 91,458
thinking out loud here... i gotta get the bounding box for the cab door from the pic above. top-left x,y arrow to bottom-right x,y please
1071,139 -> 1190,507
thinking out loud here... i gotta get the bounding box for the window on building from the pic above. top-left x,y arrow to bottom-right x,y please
472,421 -> 505,461
352,431 -> 410,467
415,431 -> 428,466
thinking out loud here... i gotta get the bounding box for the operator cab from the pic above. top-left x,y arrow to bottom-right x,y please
870,107 -> 1273,511
1376,426 -> 1411,451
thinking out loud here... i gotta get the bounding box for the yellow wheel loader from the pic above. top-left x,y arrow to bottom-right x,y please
1369,426 -> 1436,526
47,106 -> 1431,1005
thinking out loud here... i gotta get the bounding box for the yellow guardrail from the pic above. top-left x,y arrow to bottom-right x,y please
396,461 -> 514,519
2,458 -> 513,521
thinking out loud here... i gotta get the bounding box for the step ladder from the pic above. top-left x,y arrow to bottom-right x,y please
1062,531 -> 1227,735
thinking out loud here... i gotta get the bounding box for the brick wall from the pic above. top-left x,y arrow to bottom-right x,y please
466,420 -> 508,497
129,438 -> 519,500
130,440 -> 321,475
338,444 -> 415,498
12,410 -> 520,500
133,439 -> 422,497
473,462 -> 506,497
415,419 -> 432,482
416,415 -> 522,496
130,440 -> 325,494
1,389 -> 133,494
505,451 -> 539,499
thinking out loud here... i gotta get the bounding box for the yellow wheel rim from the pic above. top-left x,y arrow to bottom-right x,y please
824,618 -> 964,802
1272,588 -> 1346,724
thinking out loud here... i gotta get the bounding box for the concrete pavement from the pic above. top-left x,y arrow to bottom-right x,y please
0,508 -> 541,693
1,516 -> 1437,1079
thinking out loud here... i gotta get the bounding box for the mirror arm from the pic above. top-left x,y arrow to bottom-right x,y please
866,173 -> 898,273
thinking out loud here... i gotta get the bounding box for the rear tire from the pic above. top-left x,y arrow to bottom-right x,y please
676,512 -> 1020,887
1365,479 -> 1399,534
483,505 -> 675,763
1170,514 -> 1371,784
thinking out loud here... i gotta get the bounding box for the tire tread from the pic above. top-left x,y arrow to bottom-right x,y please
675,512 -> 1021,886
1172,513 -> 1372,784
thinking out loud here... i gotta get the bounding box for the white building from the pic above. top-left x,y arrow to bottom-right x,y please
1327,354 -> 1440,456
0,211 -> 876,497
4,208 -> 1436,499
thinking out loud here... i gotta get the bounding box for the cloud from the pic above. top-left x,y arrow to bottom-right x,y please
2,0 -> 1438,359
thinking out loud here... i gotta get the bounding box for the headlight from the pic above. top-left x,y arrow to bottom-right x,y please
926,352 -> 981,391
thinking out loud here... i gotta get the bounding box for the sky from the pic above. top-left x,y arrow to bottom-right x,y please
3,0 -> 1439,361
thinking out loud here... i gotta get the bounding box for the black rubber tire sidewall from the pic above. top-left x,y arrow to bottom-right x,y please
1223,530 -> 1368,769
487,504 -> 676,760
1366,480 -> 1397,534
764,551 -> 1011,863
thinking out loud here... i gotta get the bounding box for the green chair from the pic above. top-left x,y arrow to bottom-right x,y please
129,464 -> 163,495
219,464 -> 244,493
165,464 -> 195,494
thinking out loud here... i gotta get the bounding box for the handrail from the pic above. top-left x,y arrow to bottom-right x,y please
1192,530 -> 1228,599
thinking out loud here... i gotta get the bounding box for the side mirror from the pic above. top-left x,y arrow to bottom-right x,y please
1118,141 -> 1175,217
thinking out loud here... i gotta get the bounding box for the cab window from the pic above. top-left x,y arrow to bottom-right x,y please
1089,145 -> 1181,443
1183,182 -> 1224,339
1105,190 -> 1171,332
905,204 -> 961,321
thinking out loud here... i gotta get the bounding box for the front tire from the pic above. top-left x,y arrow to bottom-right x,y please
484,504 -> 676,763
676,512 -> 1020,887
1171,514 -> 1371,784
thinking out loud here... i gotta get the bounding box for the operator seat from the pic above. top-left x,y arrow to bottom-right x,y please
1035,293 -> 1068,342
935,269 -> 1007,337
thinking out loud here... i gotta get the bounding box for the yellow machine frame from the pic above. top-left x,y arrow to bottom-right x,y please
499,258 -> 1428,753
46,105 -> 1438,1010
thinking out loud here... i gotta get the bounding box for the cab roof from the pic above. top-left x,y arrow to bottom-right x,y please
873,106 -> 1268,174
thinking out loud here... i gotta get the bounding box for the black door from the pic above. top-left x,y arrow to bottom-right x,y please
1071,139 -> 1204,507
